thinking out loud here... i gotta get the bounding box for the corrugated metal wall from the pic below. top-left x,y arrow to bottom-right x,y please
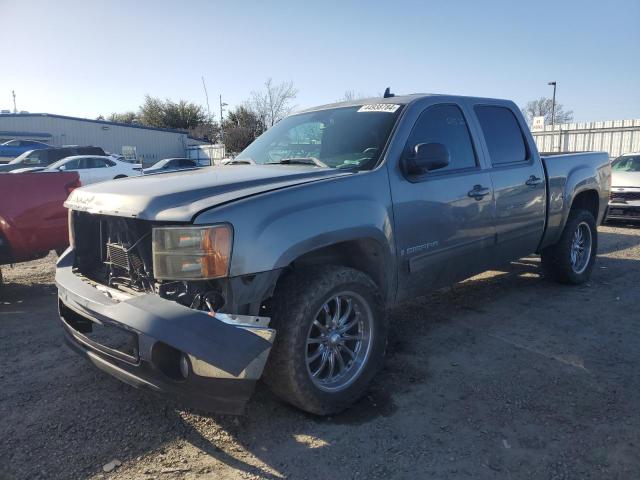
0,114 -> 188,165
532,119 -> 640,158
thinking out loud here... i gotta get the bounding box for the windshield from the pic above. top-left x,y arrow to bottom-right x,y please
9,150 -> 39,164
612,155 -> 640,172
236,105 -> 402,170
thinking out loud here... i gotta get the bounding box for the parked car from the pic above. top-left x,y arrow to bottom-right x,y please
0,171 -> 80,284
144,157 -> 199,173
0,146 -> 105,172
0,139 -> 50,163
606,153 -> 640,221
38,155 -> 142,184
58,93 -> 611,415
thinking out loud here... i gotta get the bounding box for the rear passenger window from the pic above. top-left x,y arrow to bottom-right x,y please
475,106 -> 528,165
406,104 -> 477,173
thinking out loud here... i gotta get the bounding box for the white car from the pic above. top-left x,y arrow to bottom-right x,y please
43,155 -> 142,185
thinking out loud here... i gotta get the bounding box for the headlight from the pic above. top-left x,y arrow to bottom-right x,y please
152,225 -> 232,280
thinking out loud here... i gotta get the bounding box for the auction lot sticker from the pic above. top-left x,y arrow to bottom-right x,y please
357,104 -> 400,113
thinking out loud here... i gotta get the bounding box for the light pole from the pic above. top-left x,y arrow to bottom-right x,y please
548,81 -> 557,128
219,95 -> 228,143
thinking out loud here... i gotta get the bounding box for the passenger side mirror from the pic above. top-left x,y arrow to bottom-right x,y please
58,165 -> 66,171
403,142 -> 450,175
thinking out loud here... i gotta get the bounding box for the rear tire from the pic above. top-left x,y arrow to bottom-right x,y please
541,209 -> 597,284
263,265 -> 387,415
114,175 -> 127,179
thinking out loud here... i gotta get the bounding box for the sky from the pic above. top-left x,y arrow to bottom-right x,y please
1,0 -> 638,123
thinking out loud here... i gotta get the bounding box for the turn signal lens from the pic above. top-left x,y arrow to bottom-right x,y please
152,225 -> 232,280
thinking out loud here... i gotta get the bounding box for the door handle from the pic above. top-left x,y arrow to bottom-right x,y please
525,175 -> 543,187
468,185 -> 490,200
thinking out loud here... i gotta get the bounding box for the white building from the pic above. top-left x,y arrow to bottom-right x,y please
0,113 -> 204,165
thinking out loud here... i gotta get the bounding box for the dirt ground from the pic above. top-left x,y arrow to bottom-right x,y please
1,223 -> 639,480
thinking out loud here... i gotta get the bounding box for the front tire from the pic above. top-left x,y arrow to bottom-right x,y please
541,208 -> 597,284
264,266 -> 387,415
114,175 -> 127,179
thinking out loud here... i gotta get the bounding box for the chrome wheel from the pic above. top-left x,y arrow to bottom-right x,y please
305,292 -> 374,392
570,221 -> 592,274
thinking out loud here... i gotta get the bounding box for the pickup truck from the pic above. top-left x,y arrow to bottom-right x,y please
0,145 -> 106,172
57,93 -> 611,415
1,172 -> 80,284
0,139 -> 50,163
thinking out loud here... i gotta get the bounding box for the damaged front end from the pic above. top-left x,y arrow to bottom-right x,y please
56,211 -> 278,414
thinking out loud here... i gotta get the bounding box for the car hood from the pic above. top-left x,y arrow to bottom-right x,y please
64,165 -> 353,221
611,170 -> 640,188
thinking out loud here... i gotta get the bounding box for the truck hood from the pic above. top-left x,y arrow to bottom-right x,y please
64,165 -> 352,221
611,170 -> 640,188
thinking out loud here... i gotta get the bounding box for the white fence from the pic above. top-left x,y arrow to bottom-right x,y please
531,119 -> 640,158
186,144 -> 225,166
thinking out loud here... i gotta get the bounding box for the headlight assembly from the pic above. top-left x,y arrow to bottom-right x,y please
152,225 -> 232,280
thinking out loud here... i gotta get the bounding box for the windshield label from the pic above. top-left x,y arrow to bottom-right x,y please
357,104 -> 400,113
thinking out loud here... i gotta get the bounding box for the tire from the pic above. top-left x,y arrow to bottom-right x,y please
114,175 -> 127,179
263,265 -> 387,415
541,208 -> 597,284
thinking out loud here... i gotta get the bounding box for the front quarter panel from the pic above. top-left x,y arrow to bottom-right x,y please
194,169 -> 396,296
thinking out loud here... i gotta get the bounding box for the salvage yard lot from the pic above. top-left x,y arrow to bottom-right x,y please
1,224 -> 639,479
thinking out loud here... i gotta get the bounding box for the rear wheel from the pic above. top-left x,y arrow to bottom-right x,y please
264,266 -> 387,415
114,174 -> 127,179
541,209 -> 597,284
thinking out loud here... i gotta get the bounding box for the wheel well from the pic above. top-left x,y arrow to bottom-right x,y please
288,239 -> 388,295
570,190 -> 599,219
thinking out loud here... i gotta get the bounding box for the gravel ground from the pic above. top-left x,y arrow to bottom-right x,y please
1,224 -> 639,480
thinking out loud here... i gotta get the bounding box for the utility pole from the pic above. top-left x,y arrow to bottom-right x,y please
12,90 -> 17,113
219,94 -> 228,143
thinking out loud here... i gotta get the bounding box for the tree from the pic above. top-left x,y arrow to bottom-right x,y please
522,97 -> 573,126
107,111 -> 137,124
338,90 -> 371,102
249,78 -> 298,128
162,99 -> 207,130
138,95 -> 169,128
222,106 -> 266,153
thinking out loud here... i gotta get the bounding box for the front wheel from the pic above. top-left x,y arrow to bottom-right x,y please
114,175 -> 127,179
264,266 -> 387,415
541,209 -> 597,284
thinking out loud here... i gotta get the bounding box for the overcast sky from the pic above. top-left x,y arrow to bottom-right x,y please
1,0 -> 638,122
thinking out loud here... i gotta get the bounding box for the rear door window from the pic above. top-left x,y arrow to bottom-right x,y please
475,106 -> 528,166
88,157 -> 110,168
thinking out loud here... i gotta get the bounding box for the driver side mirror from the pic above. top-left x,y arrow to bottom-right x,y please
58,165 -> 66,171
403,142 -> 450,175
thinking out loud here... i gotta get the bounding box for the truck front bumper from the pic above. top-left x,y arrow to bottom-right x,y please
55,249 -> 275,415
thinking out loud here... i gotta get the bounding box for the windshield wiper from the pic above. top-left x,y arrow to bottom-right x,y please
266,157 -> 328,168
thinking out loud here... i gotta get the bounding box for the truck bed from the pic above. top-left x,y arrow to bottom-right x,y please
539,152 -> 611,249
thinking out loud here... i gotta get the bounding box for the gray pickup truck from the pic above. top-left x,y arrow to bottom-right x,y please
57,93 -> 610,415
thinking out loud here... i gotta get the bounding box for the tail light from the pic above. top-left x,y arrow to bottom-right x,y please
64,177 -> 82,195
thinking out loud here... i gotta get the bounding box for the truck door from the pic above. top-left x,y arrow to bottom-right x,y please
473,105 -> 546,263
389,103 -> 496,300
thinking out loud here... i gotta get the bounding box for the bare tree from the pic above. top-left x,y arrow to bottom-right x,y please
338,90 -> 371,102
249,79 -> 298,128
522,97 -> 573,126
